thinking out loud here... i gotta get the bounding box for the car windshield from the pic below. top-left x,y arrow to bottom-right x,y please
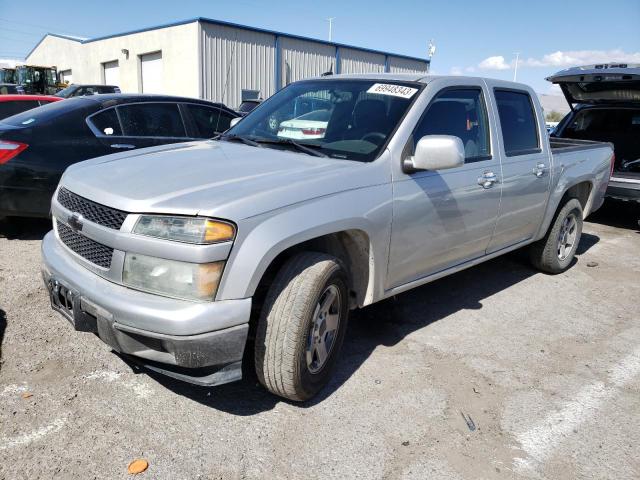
226,79 -> 422,161
55,85 -> 76,98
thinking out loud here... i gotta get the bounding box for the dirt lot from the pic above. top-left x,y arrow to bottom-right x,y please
1,200 -> 639,480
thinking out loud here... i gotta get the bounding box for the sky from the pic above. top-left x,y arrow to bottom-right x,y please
1,0 -> 639,95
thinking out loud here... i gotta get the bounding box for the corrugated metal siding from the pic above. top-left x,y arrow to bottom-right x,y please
339,48 -> 385,74
281,37 -> 335,86
388,56 -> 429,74
200,23 -> 275,107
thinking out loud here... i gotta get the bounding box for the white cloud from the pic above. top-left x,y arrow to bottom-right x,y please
449,66 -> 463,75
465,66 -> 476,73
478,55 -> 511,70
521,49 -> 640,68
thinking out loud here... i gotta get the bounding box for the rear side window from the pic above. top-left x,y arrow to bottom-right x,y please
414,88 -> 491,161
495,90 -> 540,156
118,103 -> 186,137
185,104 -> 235,137
89,108 -> 122,136
0,101 -> 41,120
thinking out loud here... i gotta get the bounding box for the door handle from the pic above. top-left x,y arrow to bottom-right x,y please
533,162 -> 546,177
110,144 -> 135,150
478,171 -> 498,189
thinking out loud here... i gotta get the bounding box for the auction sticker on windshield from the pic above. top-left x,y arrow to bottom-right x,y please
367,83 -> 418,99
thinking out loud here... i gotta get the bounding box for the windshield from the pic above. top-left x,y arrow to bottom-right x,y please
55,85 -> 76,98
226,79 -> 422,161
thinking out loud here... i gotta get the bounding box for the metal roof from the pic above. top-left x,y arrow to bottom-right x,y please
26,17 -> 429,65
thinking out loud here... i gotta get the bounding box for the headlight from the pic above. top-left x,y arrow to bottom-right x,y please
123,253 -> 224,301
133,215 -> 235,244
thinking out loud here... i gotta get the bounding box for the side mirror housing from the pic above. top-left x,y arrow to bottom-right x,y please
403,135 -> 465,173
229,117 -> 241,128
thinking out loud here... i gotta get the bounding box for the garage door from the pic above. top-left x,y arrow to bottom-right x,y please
59,69 -> 73,84
141,51 -> 163,94
103,61 -> 119,86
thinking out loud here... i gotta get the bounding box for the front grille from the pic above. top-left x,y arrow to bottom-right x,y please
56,220 -> 114,269
57,188 -> 128,230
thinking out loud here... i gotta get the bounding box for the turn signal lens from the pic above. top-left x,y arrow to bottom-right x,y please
204,219 -> 235,243
0,141 -> 28,164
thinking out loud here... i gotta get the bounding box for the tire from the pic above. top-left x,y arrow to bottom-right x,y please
529,198 -> 583,274
254,252 -> 349,401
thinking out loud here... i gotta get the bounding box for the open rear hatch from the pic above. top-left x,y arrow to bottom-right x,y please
547,64 -> 640,107
549,64 -> 640,178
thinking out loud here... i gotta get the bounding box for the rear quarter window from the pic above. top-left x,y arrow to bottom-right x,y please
88,108 -> 123,136
494,89 -> 540,156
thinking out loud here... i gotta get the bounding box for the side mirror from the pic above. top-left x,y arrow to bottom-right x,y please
229,117 -> 241,128
403,135 -> 465,173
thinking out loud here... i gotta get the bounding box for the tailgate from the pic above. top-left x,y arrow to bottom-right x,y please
547,64 -> 640,105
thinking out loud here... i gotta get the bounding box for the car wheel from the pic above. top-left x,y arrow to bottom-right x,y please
530,198 -> 583,274
254,252 -> 349,401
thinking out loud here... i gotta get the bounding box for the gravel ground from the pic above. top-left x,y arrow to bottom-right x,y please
1,200 -> 639,480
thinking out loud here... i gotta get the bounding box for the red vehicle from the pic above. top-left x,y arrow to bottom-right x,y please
0,94 -> 62,121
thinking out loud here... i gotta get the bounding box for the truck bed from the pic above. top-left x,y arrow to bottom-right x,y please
549,137 -> 612,153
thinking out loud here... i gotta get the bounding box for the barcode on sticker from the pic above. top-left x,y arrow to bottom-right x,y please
366,83 -> 418,99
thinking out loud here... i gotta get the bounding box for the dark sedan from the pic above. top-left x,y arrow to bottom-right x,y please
0,94 -> 239,218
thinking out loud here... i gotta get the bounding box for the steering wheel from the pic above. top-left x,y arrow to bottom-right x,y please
361,132 -> 386,145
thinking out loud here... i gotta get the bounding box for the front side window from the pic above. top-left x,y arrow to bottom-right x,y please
118,103 -> 186,137
186,104 -> 234,137
495,89 -> 540,156
413,88 -> 491,161
226,79 -> 423,162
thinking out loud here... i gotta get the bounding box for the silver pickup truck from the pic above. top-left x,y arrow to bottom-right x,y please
41,74 -> 613,401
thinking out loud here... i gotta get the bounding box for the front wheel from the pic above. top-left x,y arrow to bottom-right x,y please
529,198 -> 583,274
254,252 -> 349,401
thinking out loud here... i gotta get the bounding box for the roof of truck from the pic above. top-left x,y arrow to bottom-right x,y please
309,73 -> 531,89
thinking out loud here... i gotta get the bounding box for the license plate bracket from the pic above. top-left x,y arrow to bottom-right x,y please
46,278 -> 97,332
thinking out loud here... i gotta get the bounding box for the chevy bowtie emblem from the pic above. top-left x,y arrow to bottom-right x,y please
68,213 -> 84,232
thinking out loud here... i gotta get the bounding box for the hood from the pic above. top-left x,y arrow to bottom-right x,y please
547,64 -> 640,105
61,140 -> 388,220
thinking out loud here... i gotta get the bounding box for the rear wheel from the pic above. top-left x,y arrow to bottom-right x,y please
254,252 -> 349,401
529,198 -> 583,274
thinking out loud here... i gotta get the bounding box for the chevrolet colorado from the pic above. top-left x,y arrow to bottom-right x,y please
41,74 -> 614,401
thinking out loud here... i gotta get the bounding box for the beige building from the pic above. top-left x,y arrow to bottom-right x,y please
26,17 -> 430,108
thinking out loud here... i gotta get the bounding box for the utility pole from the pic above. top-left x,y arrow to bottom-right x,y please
513,52 -> 520,82
327,17 -> 335,41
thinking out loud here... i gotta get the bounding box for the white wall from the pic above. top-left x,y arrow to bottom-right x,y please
26,23 -> 199,97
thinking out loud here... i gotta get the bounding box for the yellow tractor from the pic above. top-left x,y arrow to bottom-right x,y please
16,65 -> 60,95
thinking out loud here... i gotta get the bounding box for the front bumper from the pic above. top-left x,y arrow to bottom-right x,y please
607,177 -> 640,202
41,231 -> 252,386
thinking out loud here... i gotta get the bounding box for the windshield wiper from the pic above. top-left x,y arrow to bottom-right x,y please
254,138 -> 328,158
216,134 -> 262,148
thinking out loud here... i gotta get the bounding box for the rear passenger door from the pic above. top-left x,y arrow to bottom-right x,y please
486,88 -> 551,253
89,102 -> 189,152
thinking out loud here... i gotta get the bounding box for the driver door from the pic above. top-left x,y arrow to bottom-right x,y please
387,86 -> 502,289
